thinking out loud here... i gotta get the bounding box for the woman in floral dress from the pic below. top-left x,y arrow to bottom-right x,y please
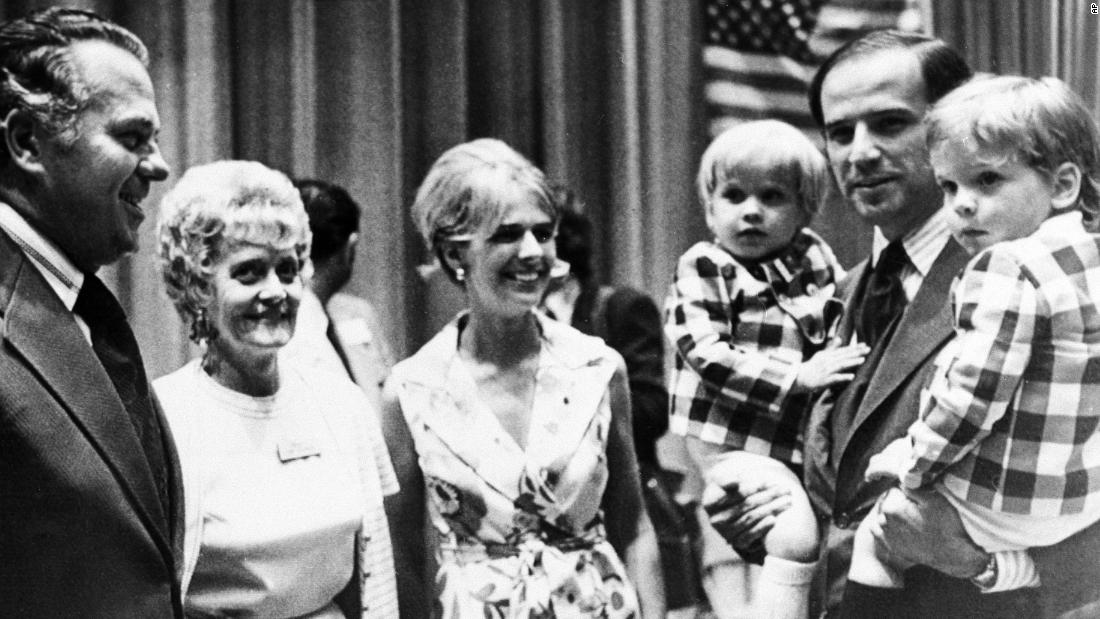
382,139 -> 664,618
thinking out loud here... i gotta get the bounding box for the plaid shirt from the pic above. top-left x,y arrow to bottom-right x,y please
902,213 -> 1100,516
665,229 -> 844,464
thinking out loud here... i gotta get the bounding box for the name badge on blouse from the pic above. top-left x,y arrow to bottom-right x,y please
277,437 -> 322,463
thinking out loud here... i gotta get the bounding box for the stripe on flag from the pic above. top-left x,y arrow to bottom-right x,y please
703,0 -> 921,144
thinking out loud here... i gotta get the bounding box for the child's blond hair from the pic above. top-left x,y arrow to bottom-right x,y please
696,120 -> 831,219
926,75 -> 1100,229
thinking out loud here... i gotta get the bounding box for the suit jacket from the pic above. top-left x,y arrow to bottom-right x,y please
0,230 -> 184,618
805,239 -> 970,523
571,283 -> 668,465
804,237 -> 1100,617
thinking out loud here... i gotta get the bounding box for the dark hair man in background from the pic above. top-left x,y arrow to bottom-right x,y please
0,8 -> 180,617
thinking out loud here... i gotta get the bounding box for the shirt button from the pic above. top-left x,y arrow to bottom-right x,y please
835,512 -> 852,529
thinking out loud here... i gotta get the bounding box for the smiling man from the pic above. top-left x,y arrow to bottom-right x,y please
0,8 -> 180,617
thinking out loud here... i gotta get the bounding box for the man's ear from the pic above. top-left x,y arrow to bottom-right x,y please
2,109 -> 45,175
342,232 -> 360,265
1050,162 -> 1084,211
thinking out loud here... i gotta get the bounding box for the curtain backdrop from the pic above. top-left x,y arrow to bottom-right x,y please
932,0 -> 1100,118
0,0 -> 1096,379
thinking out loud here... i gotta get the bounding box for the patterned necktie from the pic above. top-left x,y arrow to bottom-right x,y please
857,240 -> 909,347
74,274 -> 169,517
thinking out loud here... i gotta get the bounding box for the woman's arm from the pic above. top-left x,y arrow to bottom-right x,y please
378,379 -> 429,619
600,361 -> 666,618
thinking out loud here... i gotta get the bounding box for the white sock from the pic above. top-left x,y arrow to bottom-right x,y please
755,555 -> 816,619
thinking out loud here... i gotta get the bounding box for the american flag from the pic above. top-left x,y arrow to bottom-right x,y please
703,0 -> 925,143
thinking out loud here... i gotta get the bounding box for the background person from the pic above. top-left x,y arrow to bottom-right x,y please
282,178 -> 395,410
154,160 -> 399,618
0,8 -> 180,617
383,138 -> 665,617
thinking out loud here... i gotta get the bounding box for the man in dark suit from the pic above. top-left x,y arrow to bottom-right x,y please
705,30 -> 1100,618
0,8 -> 181,617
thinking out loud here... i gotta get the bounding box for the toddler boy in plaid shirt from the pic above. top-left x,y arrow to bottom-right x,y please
666,120 -> 869,619
844,76 -> 1100,611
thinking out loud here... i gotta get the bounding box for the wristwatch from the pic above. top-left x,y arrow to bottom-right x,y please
970,553 -> 998,590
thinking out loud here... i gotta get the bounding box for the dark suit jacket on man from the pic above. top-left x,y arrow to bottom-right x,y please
0,230 -> 184,617
803,236 -> 1100,618
569,283 -> 668,465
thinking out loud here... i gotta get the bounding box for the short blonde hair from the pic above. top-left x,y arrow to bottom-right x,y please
410,138 -> 557,282
696,120 -> 831,218
156,160 -> 310,337
926,75 -> 1100,229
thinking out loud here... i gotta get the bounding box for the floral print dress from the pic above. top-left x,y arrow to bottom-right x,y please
391,312 -> 640,618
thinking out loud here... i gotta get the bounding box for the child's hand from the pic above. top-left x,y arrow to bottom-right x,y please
865,437 -> 910,483
792,342 -> 870,392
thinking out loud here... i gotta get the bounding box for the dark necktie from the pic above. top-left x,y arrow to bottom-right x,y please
857,240 -> 909,347
74,274 -> 169,518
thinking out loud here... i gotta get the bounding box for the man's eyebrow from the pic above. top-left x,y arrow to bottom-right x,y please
824,107 -> 920,129
867,107 -> 920,118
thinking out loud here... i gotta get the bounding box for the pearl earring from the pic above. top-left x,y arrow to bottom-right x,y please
455,267 -> 466,282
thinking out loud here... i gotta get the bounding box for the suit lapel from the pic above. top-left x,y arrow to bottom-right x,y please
155,392 -> 186,577
847,239 -> 970,439
1,240 -> 171,555
835,260 -> 869,346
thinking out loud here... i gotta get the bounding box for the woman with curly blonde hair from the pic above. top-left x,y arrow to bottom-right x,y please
154,160 -> 399,618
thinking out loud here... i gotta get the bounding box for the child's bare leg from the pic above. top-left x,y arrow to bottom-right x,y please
708,451 -> 817,619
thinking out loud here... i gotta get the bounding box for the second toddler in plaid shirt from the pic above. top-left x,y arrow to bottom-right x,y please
666,120 -> 868,619
844,76 -> 1100,611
